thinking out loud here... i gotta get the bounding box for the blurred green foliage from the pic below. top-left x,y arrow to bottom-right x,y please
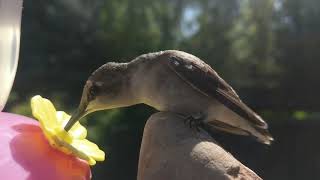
5,0 -> 320,179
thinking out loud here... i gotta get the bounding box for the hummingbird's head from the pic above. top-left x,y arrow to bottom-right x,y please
64,62 -> 131,131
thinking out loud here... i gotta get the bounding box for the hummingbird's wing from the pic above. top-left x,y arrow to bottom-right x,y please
165,55 -> 269,131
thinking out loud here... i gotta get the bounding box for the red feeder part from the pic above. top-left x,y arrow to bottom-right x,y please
0,112 -> 91,180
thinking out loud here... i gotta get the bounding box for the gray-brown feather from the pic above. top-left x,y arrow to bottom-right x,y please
161,50 -> 272,141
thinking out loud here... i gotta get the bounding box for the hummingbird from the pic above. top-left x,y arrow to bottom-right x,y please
64,50 -> 273,144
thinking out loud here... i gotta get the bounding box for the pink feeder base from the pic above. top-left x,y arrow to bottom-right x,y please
0,112 -> 91,180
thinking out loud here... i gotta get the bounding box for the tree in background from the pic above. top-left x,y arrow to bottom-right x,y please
7,0 -> 320,179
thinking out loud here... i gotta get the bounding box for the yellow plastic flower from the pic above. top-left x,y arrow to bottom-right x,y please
31,95 -> 105,165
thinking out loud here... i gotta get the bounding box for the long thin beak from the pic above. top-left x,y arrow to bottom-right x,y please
64,108 -> 86,132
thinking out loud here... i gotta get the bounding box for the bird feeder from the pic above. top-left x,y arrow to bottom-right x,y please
0,0 -> 92,179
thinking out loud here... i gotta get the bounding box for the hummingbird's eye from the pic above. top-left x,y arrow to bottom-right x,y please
89,84 -> 100,100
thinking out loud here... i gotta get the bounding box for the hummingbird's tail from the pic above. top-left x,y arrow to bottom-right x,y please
205,102 -> 274,145
205,119 -> 273,145
253,127 -> 274,145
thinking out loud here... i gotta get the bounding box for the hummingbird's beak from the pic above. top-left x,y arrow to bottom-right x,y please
64,104 -> 87,132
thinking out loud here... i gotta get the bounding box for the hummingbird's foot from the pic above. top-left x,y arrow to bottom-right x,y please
183,112 -> 205,132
